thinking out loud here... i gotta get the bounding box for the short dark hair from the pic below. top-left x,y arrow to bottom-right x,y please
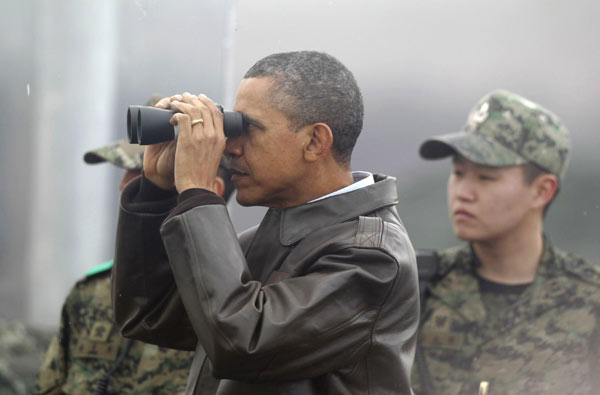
522,163 -> 559,216
244,51 -> 364,166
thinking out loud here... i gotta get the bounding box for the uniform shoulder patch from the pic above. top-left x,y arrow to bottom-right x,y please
355,216 -> 384,248
85,259 -> 113,278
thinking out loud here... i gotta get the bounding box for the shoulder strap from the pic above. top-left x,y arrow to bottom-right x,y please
414,248 -> 439,395
94,338 -> 134,395
415,249 -> 439,309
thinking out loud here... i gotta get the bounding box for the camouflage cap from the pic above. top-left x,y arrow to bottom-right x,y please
83,140 -> 144,170
419,89 -> 571,181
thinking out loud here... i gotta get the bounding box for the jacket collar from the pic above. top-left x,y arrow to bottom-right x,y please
276,174 -> 398,246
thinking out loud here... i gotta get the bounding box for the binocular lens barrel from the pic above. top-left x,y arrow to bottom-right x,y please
127,105 -> 246,145
127,106 -> 140,144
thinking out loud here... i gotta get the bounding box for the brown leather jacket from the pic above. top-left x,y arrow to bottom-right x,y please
112,174 -> 418,394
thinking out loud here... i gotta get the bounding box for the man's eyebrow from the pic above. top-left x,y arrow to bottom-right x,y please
240,113 -> 265,129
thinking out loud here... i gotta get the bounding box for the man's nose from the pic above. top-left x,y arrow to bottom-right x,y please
454,178 -> 476,201
225,136 -> 243,157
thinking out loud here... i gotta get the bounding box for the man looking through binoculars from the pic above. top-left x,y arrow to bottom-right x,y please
112,51 -> 419,394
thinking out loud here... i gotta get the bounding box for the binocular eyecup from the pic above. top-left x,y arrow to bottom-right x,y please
127,105 -> 246,145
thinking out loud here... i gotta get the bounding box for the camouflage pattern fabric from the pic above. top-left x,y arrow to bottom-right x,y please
35,269 -> 203,395
412,241 -> 600,395
419,89 -> 570,181
83,140 -> 145,171
0,321 -> 49,395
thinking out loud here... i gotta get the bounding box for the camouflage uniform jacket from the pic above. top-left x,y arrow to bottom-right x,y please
413,241 -> 600,395
35,264 -> 205,395
1,321 -> 48,395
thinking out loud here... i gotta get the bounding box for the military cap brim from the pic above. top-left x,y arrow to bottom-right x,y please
83,140 -> 145,170
419,131 -> 528,168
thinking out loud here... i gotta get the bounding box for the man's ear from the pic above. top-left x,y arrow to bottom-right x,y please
303,123 -> 334,163
213,176 -> 225,198
531,173 -> 558,210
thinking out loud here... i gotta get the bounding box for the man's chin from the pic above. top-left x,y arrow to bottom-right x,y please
456,234 -> 472,242
235,192 -> 260,207
454,230 -> 494,244
453,226 -> 479,242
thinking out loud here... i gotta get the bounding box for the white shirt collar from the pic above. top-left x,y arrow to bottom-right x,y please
309,171 -> 375,203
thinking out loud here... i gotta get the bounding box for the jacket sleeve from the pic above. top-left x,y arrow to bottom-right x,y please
160,204 -> 416,382
111,178 -> 197,351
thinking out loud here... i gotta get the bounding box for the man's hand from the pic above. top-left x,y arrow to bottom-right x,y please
142,95 -> 181,190
170,92 -> 226,194
142,93 -> 225,193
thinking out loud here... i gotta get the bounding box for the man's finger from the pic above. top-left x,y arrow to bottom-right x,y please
170,100 -> 206,128
156,94 -> 183,109
171,112 -> 191,129
196,94 -> 223,132
156,97 -> 171,108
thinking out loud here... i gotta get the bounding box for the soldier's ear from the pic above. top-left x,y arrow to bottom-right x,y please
531,173 -> 558,210
213,176 -> 225,197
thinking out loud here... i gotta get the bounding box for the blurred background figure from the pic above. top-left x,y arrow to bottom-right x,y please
35,115 -> 235,393
0,320 -> 49,394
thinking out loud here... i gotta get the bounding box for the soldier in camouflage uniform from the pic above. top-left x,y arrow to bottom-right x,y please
35,138 -> 234,395
1,320 -> 49,395
412,89 -> 600,395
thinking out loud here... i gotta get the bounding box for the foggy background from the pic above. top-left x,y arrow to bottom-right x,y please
1,0 -> 598,331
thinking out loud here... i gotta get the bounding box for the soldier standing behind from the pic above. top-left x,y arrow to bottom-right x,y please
0,320 -> 49,394
412,89 -> 600,395
35,139 -> 233,395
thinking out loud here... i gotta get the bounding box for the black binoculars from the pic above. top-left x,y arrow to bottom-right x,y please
127,104 -> 247,145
